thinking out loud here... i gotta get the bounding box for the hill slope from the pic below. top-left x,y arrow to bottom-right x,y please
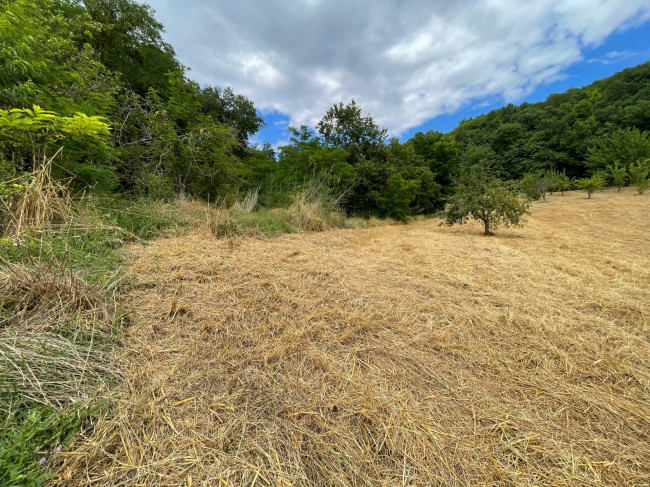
450,61 -> 650,178
58,189 -> 650,486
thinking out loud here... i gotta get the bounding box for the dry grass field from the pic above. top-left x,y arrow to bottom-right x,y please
56,188 -> 650,486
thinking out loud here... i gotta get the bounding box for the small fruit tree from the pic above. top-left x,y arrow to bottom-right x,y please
444,173 -> 530,235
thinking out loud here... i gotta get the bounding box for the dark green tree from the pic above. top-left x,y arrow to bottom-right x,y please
81,0 -> 182,97
199,86 -> 265,147
407,130 -> 460,197
587,128 -> 650,171
316,100 -> 387,165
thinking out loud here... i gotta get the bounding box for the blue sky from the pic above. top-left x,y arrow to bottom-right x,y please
147,0 -> 650,148
258,22 -> 650,146
399,24 -> 650,140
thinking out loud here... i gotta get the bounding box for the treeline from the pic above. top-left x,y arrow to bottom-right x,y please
1,0 -> 263,199
1,0 -> 649,223
451,62 -> 650,180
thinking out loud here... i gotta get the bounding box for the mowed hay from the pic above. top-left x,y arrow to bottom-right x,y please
57,188 -> 650,486
0,261 -> 118,407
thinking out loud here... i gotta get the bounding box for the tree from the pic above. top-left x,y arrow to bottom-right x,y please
606,161 -> 627,192
0,0 -> 118,115
576,175 -> 604,198
593,170 -> 608,191
451,63 -> 650,181
344,138 -> 441,219
407,130 -> 460,197
82,0 -> 182,97
316,100 -> 387,165
199,86 -> 265,147
444,173 -> 530,235
553,169 -> 572,195
586,128 -> 650,171
271,126 -> 353,204
629,160 -> 649,194
521,170 -> 556,201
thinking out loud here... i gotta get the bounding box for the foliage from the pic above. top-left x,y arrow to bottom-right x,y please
199,86 -> 265,146
606,161 -> 627,192
0,0 -> 118,114
587,128 -> 650,171
273,127 -> 353,201
576,174 -> 604,198
407,130 -> 461,198
553,169 -> 572,195
112,80 -> 243,199
316,100 -> 387,166
520,170 -> 557,201
628,160 -> 649,194
444,173 -> 530,235
82,0 -> 182,98
452,62 -> 650,180
345,139 -> 441,219
0,105 -> 113,188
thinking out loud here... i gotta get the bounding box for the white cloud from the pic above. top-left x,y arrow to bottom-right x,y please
588,49 -> 638,64
147,0 -> 650,135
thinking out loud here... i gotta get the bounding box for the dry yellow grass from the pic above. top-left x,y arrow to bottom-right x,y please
56,188 -> 650,486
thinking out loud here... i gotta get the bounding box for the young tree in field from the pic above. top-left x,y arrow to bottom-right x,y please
535,170 -> 557,200
444,173 -> 530,235
628,160 -> 649,194
520,170 -> 556,200
554,169 -> 572,195
593,170 -> 608,191
606,161 -> 627,192
576,175 -> 604,198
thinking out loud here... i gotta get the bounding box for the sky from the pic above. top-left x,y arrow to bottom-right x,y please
145,0 -> 650,148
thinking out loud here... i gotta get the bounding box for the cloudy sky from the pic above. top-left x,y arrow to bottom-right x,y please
146,0 -> 650,146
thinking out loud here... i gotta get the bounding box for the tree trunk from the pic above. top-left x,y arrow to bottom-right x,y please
617,186 -> 621,193
177,176 -> 186,200
587,191 -> 592,199
483,219 -> 490,235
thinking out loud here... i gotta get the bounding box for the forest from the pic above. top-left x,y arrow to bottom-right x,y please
2,0 -> 650,223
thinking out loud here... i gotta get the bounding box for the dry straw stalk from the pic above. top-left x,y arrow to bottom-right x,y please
57,188 -> 650,486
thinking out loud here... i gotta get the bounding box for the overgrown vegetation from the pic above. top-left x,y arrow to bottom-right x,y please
0,192 -> 181,485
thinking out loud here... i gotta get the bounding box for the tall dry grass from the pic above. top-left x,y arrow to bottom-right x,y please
0,149 -> 75,239
0,259 -> 120,408
209,186 -> 349,237
55,187 -> 650,486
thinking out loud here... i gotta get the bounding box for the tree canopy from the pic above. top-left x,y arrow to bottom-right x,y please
1,0 -> 648,219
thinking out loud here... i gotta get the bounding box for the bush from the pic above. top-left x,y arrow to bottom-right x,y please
629,161 -> 649,194
576,175 -> 604,198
